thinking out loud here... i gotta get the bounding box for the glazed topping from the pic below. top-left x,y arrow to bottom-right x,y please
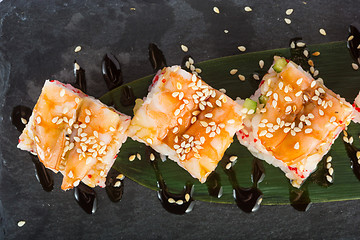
258,59 -> 353,165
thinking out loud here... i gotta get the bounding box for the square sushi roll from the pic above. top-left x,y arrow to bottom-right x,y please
237,57 -> 354,187
127,66 -> 244,183
18,80 -> 131,190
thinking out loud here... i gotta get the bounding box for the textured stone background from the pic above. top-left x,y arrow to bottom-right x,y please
1,0 -> 360,239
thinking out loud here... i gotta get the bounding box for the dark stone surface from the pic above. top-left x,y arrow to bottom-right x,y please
1,0 -> 360,239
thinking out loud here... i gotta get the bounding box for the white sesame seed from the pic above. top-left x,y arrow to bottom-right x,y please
253,74 -> 260,80
227,119 -> 235,124
303,50 -> 309,57
174,109 -> 181,116
330,116 -> 336,123
273,93 -> 278,101
247,109 -> 255,114
296,42 -> 306,47
286,8 -> 293,15
60,89 -> 65,97
259,60 -> 264,69
68,170 -> 74,178
285,106 -> 292,113
244,6 -> 252,12
326,175 -> 333,183
266,133 -> 273,138
230,69 -> 238,75
80,123 -> 86,128
284,96 -> 292,102
294,142 -> 300,149
20,118 -> 28,124
230,156 -> 238,162
238,74 -> 245,81
56,118 -> 63,125
209,132 -> 216,138
36,116 -> 41,124
272,100 -> 277,108
290,41 -> 295,49
200,137 -> 205,144
177,82 -> 182,90
284,18 -> 291,24
73,180 -> 80,187
304,128 -> 312,134
74,46 -> 82,52
308,113 -> 315,119
226,162 -> 232,169
296,78 -> 303,85
84,115 -> 90,123
129,155 -> 136,161
238,46 -> 246,52
205,113 -> 213,118
319,28 -> 327,36
213,6 -> 220,14
185,194 -> 190,202
295,91 -> 302,97
17,221 -> 26,227
328,167 -> 334,176
147,138 -> 153,144
319,109 -> 324,116
266,91 -> 272,97
181,45 -> 188,52
352,63 -> 359,70
283,127 -> 291,133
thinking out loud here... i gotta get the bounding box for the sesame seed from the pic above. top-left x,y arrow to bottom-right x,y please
17,220 -> 26,227
213,6 -> 220,14
147,138 -> 153,144
176,199 -> 184,205
230,69 -> 238,75
181,45 -> 188,52
191,116 -> 197,124
136,153 -> 141,160
205,113 -> 213,118
73,180 -> 80,187
310,81 -> 316,88
296,78 -> 303,85
225,162 -> 232,169
326,162 -> 332,169
172,92 -> 179,98
238,74 -> 245,81
294,142 -> 300,149
295,91 -> 302,97
313,70 -> 319,77
330,116 -> 336,123
80,123 -> 86,128
177,82 -> 182,90
273,93 -> 278,101
319,109 -> 324,116
266,133 -> 273,138
284,96 -> 292,102
259,60 -> 264,69
69,118 -> 74,126
319,28 -> 327,36
129,155 -> 136,161
51,117 -> 58,124
290,41 -> 295,49
352,63 -> 359,70
150,153 -> 155,161
327,156 -> 332,162
348,35 -> 354,41
308,113 -> 314,119
253,74 -> 260,80
172,127 -> 179,133
230,156 -> 238,162
60,89 -> 65,97
296,42 -> 306,47
284,8 -> 293,15
56,118 -> 63,125
272,100 -> 277,108
174,109 -> 181,116
259,123 -> 266,128
285,106 -> 292,113
178,92 -> 184,100
247,109 -> 255,114
207,102 -> 213,108
283,127 -> 291,133
328,167 -> 334,176
238,46 -> 246,52
185,194 -> 190,202
284,18 -> 291,24
216,100 -> 222,107
326,175 -> 333,183
178,118 -> 183,125
244,6 -> 252,12
85,116 -> 90,123
206,126 -> 211,134
34,116 -> 42,125
228,119 -> 235,124
74,46 -> 82,52
277,82 -> 284,90
303,50 -> 309,57
68,171 -> 74,178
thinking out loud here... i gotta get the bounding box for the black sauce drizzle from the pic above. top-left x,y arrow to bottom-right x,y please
148,43 -> 167,72
347,24 -> 360,64
11,105 -> 54,192
205,172 -> 223,198
343,133 -> 360,181
289,185 -> 311,212
289,38 -> 311,72
73,60 -> 87,93
146,147 -> 195,215
222,156 -> 263,213
101,53 -> 123,90
105,168 -> 125,202
74,182 -> 97,214
119,86 -> 136,106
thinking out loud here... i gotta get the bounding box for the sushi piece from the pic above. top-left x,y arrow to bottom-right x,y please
127,66 -> 244,183
18,80 -> 131,190
237,57 -> 353,187
352,92 -> 360,123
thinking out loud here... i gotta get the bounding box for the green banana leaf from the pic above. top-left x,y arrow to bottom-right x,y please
100,41 -> 360,205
